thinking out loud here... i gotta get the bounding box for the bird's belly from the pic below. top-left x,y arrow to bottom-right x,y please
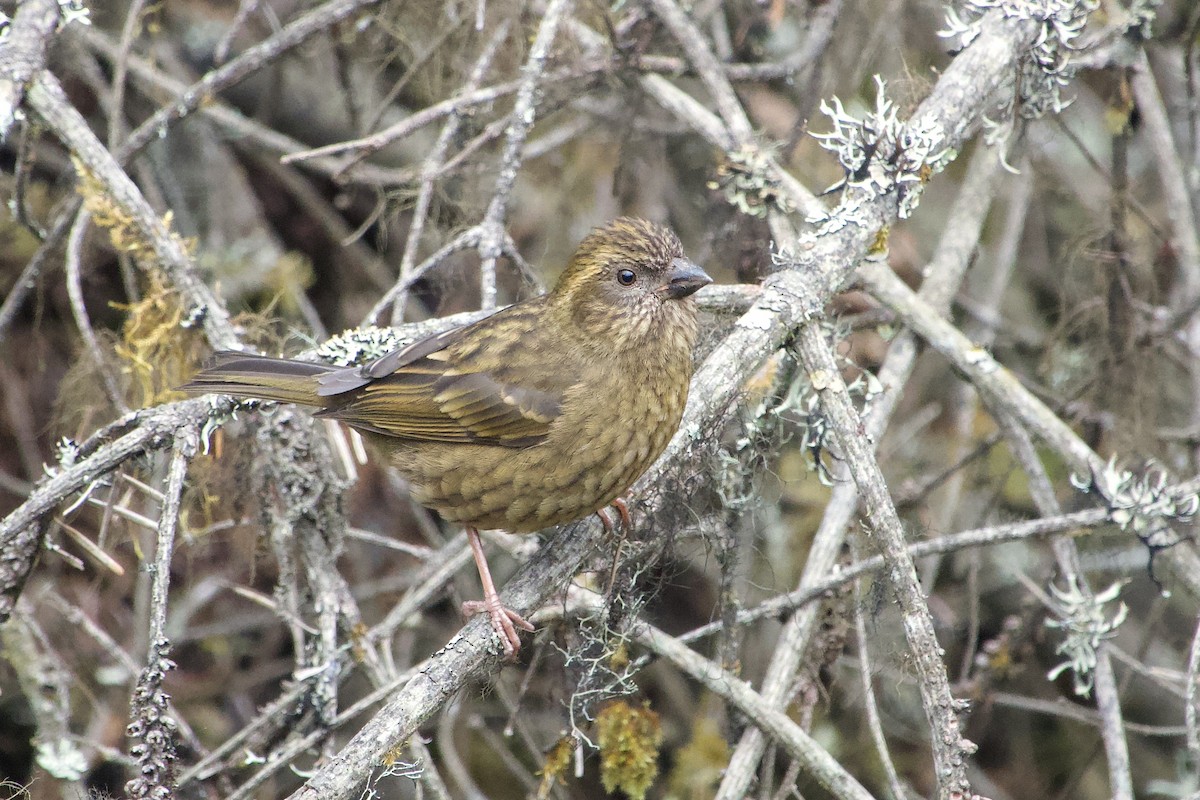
387,378 -> 684,532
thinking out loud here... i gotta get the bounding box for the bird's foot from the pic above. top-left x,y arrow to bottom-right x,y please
462,596 -> 534,659
464,526 -> 534,658
595,497 -> 633,534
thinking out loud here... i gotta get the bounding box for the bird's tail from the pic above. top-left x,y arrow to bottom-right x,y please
180,351 -> 338,408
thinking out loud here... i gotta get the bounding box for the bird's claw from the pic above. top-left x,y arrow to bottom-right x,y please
612,497 -> 632,530
462,597 -> 534,659
596,497 -> 632,534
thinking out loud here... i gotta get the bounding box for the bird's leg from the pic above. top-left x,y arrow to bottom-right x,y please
611,497 -> 632,530
604,498 -> 633,598
460,527 -> 534,658
595,507 -> 614,533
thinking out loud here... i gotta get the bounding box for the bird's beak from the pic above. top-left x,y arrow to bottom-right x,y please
662,257 -> 713,299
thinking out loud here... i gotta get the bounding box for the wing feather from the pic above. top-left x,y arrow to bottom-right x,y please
315,301 -> 570,447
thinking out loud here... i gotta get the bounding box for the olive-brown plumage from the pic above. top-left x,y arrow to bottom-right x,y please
181,218 -> 711,655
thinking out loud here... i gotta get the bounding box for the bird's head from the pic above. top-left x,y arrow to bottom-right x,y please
551,218 -> 712,349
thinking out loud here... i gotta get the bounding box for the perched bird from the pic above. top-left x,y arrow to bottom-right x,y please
181,218 -> 711,656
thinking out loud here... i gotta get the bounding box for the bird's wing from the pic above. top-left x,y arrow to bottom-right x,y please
315,303 -> 570,447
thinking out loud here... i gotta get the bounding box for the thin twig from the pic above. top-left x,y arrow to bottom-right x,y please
390,22 -> 512,323
26,72 -> 240,350
852,550 -> 908,800
1130,51 -> 1200,468
1188,616 -> 1200,767
476,0 -> 572,309
990,408 -> 1133,800
678,508 -> 1110,644
64,208 -> 128,411
633,615 -> 875,800
116,0 -> 388,165
105,0 -> 150,149
124,430 -> 196,799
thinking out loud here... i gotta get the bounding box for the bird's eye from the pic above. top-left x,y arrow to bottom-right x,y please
617,269 -> 636,286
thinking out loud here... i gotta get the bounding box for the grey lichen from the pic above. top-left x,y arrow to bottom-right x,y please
315,326 -> 409,366
562,590 -> 645,746
810,77 -> 954,225
1071,457 -> 1198,578
707,145 -> 796,219
771,316 -> 882,486
1044,577 -> 1128,697
125,637 -> 179,799
57,0 -> 91,27
940,0 -> 1100,118
52,437 -> 81,471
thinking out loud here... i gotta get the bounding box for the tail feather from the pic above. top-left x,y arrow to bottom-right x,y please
180,351 -> 338,408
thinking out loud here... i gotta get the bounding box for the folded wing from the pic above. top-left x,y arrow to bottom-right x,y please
316,303 -> 567,448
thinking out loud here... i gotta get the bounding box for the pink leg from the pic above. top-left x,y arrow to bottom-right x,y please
611,497 -> 632,530
601,499 -> 634,596
595,507 -> 614,533
460,527 -> 534,658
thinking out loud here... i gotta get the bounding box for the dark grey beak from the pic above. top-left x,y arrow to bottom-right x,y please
662,257 -> 713,299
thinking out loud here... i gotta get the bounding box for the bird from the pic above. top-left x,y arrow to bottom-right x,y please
180,217 -> 711,657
